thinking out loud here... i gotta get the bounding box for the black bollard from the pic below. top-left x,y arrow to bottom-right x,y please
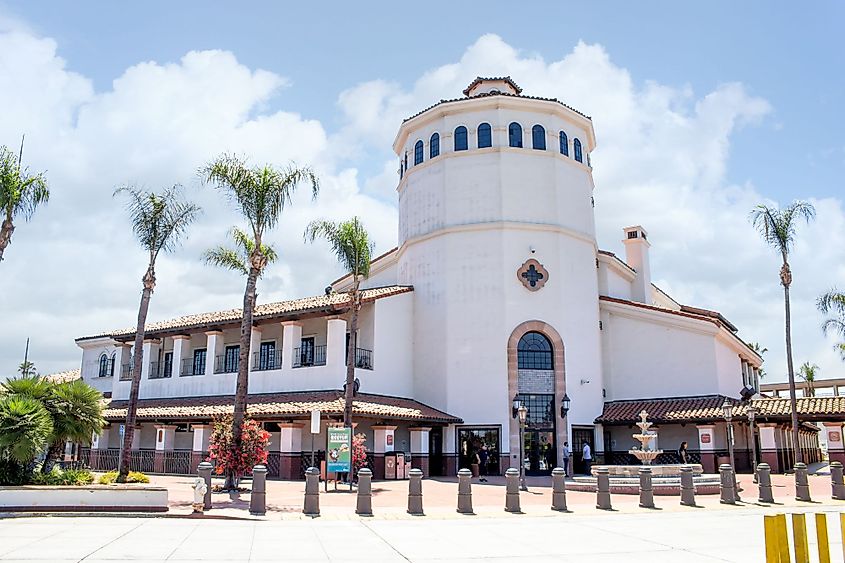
249,464 -> 267,516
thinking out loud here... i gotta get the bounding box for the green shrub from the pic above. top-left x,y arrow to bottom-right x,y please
29,467 -> 95,486
0,455 -> 28,486
98,470 -> 150,484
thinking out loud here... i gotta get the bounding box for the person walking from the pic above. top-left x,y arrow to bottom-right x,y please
582,441 -> 592,476
678,441 -> 689,464
478,444 -> 489,482
562,441 -> 571,477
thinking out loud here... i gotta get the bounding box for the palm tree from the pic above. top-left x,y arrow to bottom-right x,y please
818,289 -> 845,360
0,394 -> 53,466
115,185 -> 200,482
17,360 -> 37,377
2,376 -> 104,472
797,362 -> 819,397
0,140 -> 49,263
304,217 -> 373,427
202,154 -> 318,488
750,201 -> 815,465
746,342 -> 768,378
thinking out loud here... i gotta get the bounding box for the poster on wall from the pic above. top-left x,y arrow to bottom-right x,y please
326,427 -> 352,474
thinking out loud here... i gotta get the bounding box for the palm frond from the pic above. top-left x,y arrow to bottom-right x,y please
305,217 -> 374,279
114,185 -> 201,260
817,289 -> 845,315
48,379 -> 105,445
203,246 -> 249,276
0,144 -> 50,221
836,343 -> 845,361
0,395 -> 53,464
749,201 -> 816,256
203,227 -> 277,277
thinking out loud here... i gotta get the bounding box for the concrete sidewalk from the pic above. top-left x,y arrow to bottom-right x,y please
0,507 -> 842,562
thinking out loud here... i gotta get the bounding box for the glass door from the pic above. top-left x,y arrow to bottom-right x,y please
523,430 -> 555,476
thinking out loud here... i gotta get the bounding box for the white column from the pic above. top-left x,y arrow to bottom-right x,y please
172,335 -> 189,377
409,427 -> 430,455
326,317 -> 348,371
131,426 -> 142,450
191,424 -> 212,453
154,424 -> 177,451
140,339 -> 160,380
205,330 -> 222,376
372,425 -> 397,453
92,427 -> 111,450
247,326 -> 263,372
282,322 -> 302,368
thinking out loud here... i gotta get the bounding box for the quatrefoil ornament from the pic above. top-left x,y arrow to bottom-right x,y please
517,259 -> 549,291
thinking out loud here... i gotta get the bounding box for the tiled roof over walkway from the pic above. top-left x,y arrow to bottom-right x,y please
102,390 -> 461,424
597,394 -> 845,425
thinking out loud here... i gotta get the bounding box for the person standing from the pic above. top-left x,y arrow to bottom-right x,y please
678,441 -> 689,464
478,444 -> 489,482
562,441 -> 571,477
582,441 -> 592,476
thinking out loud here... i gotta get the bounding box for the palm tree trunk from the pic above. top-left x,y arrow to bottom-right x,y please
344,282 -> 360,428
0,214 -> 14,262
227,265 -> 259,489
783,281 -> 804,466
118,265 -> 155,482
41,441 -> 65,473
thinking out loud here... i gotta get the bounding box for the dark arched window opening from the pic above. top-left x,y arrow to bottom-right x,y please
532,125 -> 546,150
454,126 -> 468,151
404,151 -> 408,170
414,140 -> 424,165
508,123 -> 523,148
559,131 -> 569,156
477,123 -> 492,148
430,133 -> 440,158
98,353 -> 111,377
517,332 -> 553,370
573,138 -> 583,163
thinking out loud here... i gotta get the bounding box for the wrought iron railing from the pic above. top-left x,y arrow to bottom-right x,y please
605,450 -> 703,465
293,345 -> 327,368
214,355 -> 239,374
181,357 -> 205,376
163,450 -> 192,475
129,449 -> 156,473
300,450 -> 326,478
120,364 -> 133,381
347,348 -> 373,370
252,350 -> 282,371
148,361 -> 171,379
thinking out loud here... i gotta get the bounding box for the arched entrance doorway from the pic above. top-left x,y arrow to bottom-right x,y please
507,321 -> 567,476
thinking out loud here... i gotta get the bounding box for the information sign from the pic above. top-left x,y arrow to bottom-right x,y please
326,427 -> 352,474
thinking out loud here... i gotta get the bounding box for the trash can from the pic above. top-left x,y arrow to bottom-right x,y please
395,452 -> 406,479
385,452 -> 397,479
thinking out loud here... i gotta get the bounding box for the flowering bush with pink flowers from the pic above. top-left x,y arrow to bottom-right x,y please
352,432 -> 368,477
207,415 -> 270,478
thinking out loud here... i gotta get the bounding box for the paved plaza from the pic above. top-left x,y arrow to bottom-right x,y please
0,506 -> 843,562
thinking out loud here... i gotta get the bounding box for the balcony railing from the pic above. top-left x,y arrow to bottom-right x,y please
148,361 -> 172,379
292,345 -> 327,368
347,348 -> 373,370
252,350 -> 282,372
120,364 -> 133,381
181,357 -> 205,377
214,355 -> 239,374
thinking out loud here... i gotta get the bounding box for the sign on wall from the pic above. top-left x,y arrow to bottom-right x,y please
327,427 -> 352,474
830,431 -> 841,442
701,433 -> 711,444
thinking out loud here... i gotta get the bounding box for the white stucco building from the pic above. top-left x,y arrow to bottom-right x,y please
75,77 -> 823,479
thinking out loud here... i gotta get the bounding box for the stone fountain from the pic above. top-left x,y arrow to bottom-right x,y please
628,410 -> 663,465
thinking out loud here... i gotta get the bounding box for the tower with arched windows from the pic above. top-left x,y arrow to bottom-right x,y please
391,76 -> 602,473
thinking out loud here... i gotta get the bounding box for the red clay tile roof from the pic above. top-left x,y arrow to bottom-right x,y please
76,285 -> 413,342
43,368 -> 81,383
102,391 -> 461,424
597,395 -> 845,424
403,90 -> 591,123
463,76 -> 523,96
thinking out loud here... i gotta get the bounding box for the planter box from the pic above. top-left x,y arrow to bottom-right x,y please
0,485 -> 168,512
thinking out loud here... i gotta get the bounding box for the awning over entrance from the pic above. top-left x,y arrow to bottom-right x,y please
596,394 -> 845,425
102,390 -> 462,425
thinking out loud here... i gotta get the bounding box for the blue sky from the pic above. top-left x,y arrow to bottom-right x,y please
8,1 -> 843,200
0,1 -> 843,381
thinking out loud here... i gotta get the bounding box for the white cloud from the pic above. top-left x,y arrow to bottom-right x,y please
0,28 -> 843,385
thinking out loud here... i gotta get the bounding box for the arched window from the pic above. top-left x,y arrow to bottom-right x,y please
573,138 -> 583,163
414,140 -> 424,165
532,125 -> 546,150
517,332 -> 553,370
430,133 -> 440,158
404,151 -> 408,170
98,353 -> 111,377
477,123 -> 492,148
559,131 -> 569,156
508,122 -> 523,147
454,126 -> 468,151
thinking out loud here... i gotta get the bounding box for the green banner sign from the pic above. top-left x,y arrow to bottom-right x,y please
326,427 -> 352,473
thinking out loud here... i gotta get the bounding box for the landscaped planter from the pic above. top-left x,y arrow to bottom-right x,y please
0,485 -> 168,512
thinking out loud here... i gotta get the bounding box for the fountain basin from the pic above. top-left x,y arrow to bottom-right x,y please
568,471 -> 720,495
591,464 -> 703,477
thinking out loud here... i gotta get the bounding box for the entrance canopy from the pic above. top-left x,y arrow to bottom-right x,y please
102,390 -> 462,425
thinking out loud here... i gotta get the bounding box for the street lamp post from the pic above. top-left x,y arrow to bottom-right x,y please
560,394 -> 571,476
747,404 -> 758,483
721,398 -> 737,487
513,394 -> 529,492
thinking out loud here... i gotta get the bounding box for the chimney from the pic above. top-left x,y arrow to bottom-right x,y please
622,226 -> 652,304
